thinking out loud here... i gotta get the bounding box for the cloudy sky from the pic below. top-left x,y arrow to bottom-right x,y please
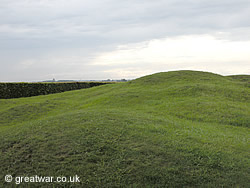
1,0 -> 250,81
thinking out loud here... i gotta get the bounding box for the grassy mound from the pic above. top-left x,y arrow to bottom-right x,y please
0,70 -> 249,187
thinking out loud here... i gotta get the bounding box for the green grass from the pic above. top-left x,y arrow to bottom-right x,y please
0,70 -> 249,187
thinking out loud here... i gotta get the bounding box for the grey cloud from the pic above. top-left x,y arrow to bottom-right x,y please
0,0 -> 250,81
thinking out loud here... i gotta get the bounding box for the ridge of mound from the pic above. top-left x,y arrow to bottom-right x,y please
227,74 -> 250,81
227,75 -> 250,87
131,70 -> 228,85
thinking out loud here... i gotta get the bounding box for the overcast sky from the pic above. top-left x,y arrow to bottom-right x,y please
1,0 -> 250,81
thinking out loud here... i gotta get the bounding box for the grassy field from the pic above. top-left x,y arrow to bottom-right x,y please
0,70 -> 249,187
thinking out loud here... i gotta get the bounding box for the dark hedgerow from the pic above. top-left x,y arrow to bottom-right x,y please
0,82 -> 111,99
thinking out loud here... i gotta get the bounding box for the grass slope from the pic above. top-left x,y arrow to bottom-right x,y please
0,70 -> 249,187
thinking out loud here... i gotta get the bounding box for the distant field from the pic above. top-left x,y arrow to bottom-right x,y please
0,70 -> 249,187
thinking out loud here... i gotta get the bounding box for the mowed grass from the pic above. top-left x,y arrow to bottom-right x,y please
0,70 -> 249,187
